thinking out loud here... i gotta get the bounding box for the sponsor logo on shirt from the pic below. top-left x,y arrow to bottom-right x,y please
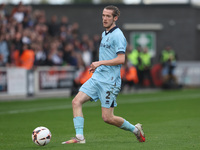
100,43 -> 111,49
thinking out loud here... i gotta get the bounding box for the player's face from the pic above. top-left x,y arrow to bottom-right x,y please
102,9 -> 118,31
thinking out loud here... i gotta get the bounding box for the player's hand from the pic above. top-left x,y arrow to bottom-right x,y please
89,68 -> 95,73
89,61 -> 101,73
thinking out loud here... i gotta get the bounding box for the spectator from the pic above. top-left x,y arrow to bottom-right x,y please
73,38 -> 82,52
81,34 -> 89,48
47,41 -> 63,66
12,32 -> 23,55
160,46 -> 178,88
59,25 -> 68,44
33,9 -> 46,25
34,43 -> 47,66
18,43 -> 35,70
0,3 -> 6,21
12,3 -> 25,23
60,16 -> 69,28
137,47 -> 154,87
0,54 -> 5,66
22,28 -> 31,45
81,41 -> 93,67
63,42 -> 78,66
121,60 -> 139,92
127,45 -> 142,86
48,15 -> 59,37
127,45 -> 142,68
0,34 -> 9,66
71,22 -> 80,39
8,43 -> 20,67
22,5 -> 33,28
80,34 -> 93,66
92,34 -> 101,61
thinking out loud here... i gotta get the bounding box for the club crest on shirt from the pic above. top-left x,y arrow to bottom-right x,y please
106,37 -> 110,42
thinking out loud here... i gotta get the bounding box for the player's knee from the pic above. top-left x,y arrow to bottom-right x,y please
72,98 -> 80,107
102,115 -> 113,124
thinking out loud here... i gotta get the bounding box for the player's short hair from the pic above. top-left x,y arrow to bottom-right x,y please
104,5 -> 120,17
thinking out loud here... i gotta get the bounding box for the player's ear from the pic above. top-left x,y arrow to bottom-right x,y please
114,16 -> 118,22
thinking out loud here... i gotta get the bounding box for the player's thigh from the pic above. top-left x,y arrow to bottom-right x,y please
73,91 -> 91,104
101,107 -> 114,119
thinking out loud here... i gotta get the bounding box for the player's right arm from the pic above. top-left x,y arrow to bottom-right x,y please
89,53 -> 125,73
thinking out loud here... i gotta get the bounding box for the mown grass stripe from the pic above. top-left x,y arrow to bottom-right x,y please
0,92 -> 199,115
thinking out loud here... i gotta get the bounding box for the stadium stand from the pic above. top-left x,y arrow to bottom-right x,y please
0,2 -> 100,70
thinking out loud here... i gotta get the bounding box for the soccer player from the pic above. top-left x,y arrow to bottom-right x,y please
62,5 -> 145,144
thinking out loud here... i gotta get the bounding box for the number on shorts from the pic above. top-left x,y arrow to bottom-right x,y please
106,91 -> 110,99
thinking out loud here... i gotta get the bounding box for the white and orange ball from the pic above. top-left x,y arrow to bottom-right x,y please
32,126 -> 51,146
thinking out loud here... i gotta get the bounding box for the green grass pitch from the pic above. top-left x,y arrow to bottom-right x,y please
0,88 -> 200,150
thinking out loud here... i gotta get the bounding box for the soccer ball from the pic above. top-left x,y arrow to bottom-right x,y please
32,126 -> 51,146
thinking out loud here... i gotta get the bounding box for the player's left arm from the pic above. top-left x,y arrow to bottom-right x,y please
89,53 -> 125,73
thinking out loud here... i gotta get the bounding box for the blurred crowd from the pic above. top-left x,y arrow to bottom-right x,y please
122,44 -> 179,91
0,2 -> 100,69
0,2 -> 180,90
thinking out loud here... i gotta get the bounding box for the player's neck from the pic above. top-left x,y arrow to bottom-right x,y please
106,23 -> 116,32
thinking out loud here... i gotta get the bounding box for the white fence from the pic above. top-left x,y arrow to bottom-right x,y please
0,66 -> 76,100
175,61 -> 200,87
